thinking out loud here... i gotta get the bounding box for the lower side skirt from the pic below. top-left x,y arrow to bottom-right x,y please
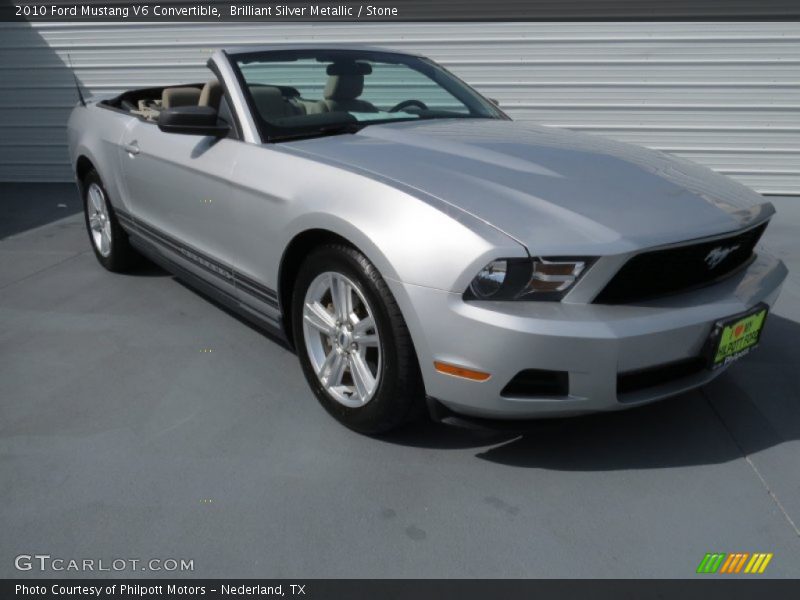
129,234 -> 289,346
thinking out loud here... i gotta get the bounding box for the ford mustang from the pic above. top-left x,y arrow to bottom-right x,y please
67,45 -> 787,433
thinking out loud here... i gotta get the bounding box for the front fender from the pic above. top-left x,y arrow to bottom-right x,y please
230,141 -> 526,294
268,146 -> 527,293
279,195 -> 525,293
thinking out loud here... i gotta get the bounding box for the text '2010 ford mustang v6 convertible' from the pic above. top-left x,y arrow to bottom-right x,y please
67,45 -> 787,433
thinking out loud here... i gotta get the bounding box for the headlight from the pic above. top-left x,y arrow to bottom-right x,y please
465,257 -> 593,301
469,259 -> 508,298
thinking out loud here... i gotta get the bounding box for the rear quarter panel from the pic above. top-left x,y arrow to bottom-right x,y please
67,101 -> 134,208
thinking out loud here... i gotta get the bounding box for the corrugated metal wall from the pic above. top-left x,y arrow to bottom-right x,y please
1,21 -> 799,194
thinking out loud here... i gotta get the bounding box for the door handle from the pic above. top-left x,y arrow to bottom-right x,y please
123,141 -> 140,156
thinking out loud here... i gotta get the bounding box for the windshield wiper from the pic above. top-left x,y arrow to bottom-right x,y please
270,121 -> 366,142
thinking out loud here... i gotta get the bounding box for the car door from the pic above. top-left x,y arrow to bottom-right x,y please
118,111 -> 242,296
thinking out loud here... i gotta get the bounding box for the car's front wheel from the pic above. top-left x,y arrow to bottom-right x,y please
292,244 -> 424,434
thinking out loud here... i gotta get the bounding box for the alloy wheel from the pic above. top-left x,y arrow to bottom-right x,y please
87,182 -> 112,257
302,271 -> 382,407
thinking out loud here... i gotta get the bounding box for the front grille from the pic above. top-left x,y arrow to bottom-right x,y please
594,222 -> 767,304
617,357 -> 706,398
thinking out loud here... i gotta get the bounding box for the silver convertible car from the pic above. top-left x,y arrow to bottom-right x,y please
68,45 -> 787,433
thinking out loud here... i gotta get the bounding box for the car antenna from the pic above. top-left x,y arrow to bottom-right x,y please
67,53 -> 86,106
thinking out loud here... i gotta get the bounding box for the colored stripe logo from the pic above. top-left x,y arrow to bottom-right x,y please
697,552 -> 773,574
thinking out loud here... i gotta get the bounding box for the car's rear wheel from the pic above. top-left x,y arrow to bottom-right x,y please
292,244 -> 424,434
82,169 -> 141,272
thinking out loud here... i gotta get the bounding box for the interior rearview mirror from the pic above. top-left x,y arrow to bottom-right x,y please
158,106 -> 229,137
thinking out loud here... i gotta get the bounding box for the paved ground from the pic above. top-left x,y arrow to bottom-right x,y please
1,183 -> 798,578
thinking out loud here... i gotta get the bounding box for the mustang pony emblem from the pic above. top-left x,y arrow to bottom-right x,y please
705,245 -> 741,269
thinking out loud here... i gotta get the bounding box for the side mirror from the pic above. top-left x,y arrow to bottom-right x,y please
489,98 -> 500,107
158,106 -> 229,137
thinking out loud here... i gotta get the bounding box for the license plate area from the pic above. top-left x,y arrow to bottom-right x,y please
704,303 -> 769,370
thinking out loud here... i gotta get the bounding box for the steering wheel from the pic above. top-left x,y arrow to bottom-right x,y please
389,99 -> 428,113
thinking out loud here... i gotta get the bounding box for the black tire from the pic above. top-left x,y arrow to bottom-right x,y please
292,244 -> 425,434
81,169 -> 141,272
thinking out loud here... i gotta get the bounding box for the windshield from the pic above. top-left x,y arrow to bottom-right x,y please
231,49 -> 506,141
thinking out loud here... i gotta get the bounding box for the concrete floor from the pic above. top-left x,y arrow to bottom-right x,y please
1,183 -> 798,578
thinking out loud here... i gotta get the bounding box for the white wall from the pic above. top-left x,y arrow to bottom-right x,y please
1,21 -> 799,194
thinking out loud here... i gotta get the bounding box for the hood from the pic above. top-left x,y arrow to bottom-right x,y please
285,119 -> 773,255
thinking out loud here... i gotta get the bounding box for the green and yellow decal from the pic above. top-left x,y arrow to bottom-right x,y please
696,552 -> 773,574
712,307 -> 767,368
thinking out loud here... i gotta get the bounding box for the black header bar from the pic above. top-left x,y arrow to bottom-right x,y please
4,579 -> 800,600
3,0 -> 800,22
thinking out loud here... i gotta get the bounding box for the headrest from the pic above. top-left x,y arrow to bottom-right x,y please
161,87 -> 201,109
326,61 -> 372,76
324,62 -> 372,101
199,79 -> 224,109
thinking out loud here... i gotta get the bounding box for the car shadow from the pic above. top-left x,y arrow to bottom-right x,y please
120,261 -> 172,278
173,277 -> 295,351
381,314 -> 799,469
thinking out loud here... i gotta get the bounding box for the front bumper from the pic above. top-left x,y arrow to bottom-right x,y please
392,251 -> 787,419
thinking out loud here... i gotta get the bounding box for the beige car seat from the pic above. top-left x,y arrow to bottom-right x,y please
199,80 -> 224,110
295,99 -> 329,115
161,87 -> 202,109
250,86 -> 304,121
323,62 -> 378,113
